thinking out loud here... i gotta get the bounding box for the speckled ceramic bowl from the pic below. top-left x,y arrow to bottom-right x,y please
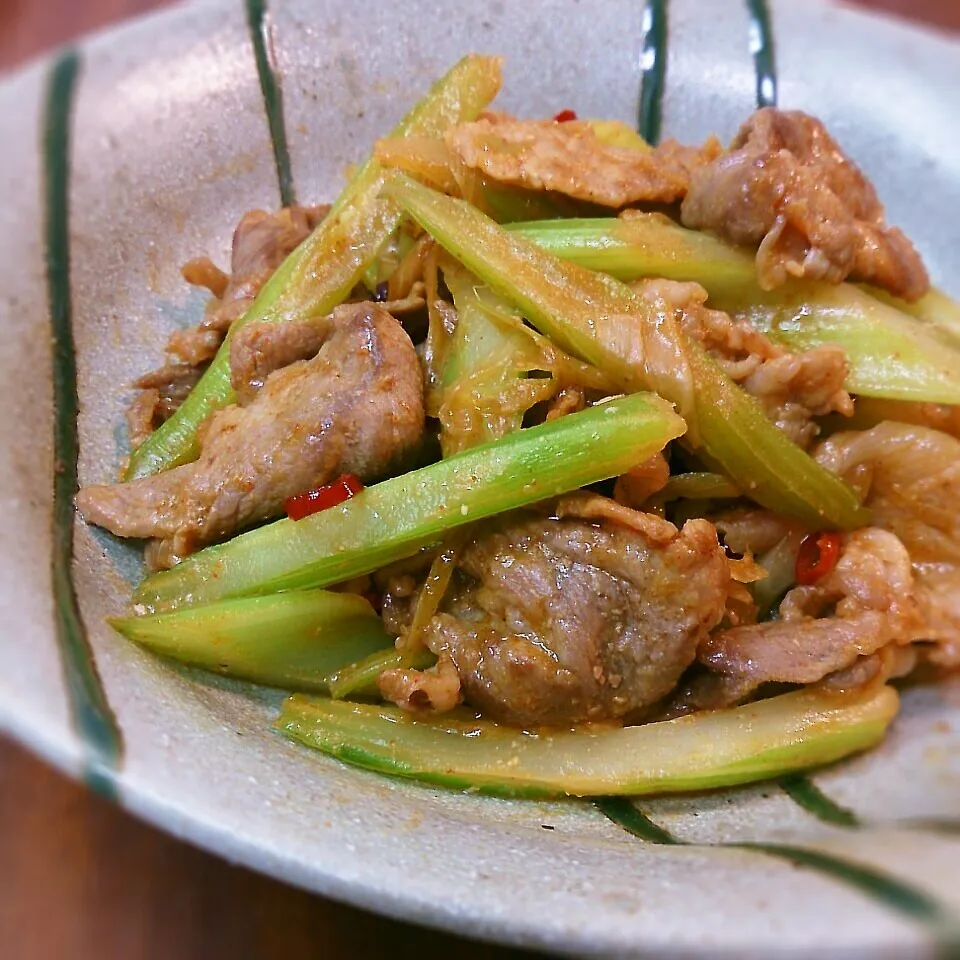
0,0 -> 958,955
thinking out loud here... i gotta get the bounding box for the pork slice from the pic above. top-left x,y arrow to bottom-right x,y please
681,108 -> 928,301
230,317 -> 333,406
815,421 -> 960,665
125,363 -> 207,448
698,528 -> 924,694
445,115 -> 722,207
126,203 -> 328,442
380,505 -> 729,726
635,278 -> 852,447
76,303 -> 424,558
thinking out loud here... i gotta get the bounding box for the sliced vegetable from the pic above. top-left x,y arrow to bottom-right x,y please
436,264 -> 613,454
684,341 -> 870,530
795,531 -> 843,586
285,474 -> 364,522
134,392 -> 686,613
387,175 -> 869,530
435,265 -> 556,453
722,282 -> 960,406
865,284 -> 960,340
328,648 -> 437,700
828,395 -> 960,435
125,54 -> 502,480
362,227 -> 417,292
111,590 -> 390,692
752,532 -> 803,619
399,536 -> 462,652
278,684 -> 899,799
657,472 -> 741,502
512,214 -> 960,405
508,213 -> 754,290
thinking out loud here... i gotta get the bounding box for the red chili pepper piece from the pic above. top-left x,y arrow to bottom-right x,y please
553,109 -> 578,123
795,531 -> 843,586
284,474 -> 364,521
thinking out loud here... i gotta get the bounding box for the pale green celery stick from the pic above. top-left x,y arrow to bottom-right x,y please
278,685 -> 899,799
328,648 -> 437,700
387,175 -> 868,530
658,472 -> 741,501
362,228 -> 417,291
715,282 -> 960,405
111,590 -> 390,692
685,341 -> 870,529
865,284 -> 960,340
125,54 -> 502,480
508,214 -> 755,290
511,215 -> 960,405
752,534 -> 802,619
827,396 -> 957,435
135,393 -> 685,613
481,182 -> 569,224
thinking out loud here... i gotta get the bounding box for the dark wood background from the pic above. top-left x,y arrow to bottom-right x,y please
1,2 -> 957,958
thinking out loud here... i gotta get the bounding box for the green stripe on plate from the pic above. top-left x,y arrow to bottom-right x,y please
780,774 -> 860,828
597,797 -> 959,942
737,843 -> 957,934
595,797 -> 680,844
246,0 -> 297,207
44,49 -> 122,795
744,0 -> 777,107
638,0 -> 668,144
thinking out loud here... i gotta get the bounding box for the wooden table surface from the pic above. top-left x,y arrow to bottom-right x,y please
1,2 -> 958,958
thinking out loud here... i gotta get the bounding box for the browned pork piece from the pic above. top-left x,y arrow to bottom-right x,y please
681,109 -> 929,300
127,205 -> 327,445
172,204 -> 328,364
634,279 -> 852,447
229,318 -> 333,406
76,303 -> 424,563
815,421 -> 960,668
379,497 -> 731,726
126,363 -> 205,449
698,528 -> 925,698
445,114 -> 722,207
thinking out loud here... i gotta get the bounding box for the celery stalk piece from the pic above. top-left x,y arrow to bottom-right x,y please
508,214 -> 756,290
866,285 -> 960,340
134,393 -> 685,613
752,534 -> 802,619
327,648 -> 437,700
125,55 -> 502,480
111,590 -> 390,692
387,175 -> 869,530
511,215 -> 960,405
684,341 -> 871,529
278,685 -> 899,799
658,472 -> 741,501
715,282 -> 960,405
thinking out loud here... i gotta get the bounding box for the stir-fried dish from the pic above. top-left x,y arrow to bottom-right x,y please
77,55 -> 960,798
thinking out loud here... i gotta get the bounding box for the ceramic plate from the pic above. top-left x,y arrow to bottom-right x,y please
0,0 -> 958,955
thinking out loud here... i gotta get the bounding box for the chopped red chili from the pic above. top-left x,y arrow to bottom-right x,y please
795,531 -> 843,586
553,109 -> 578,123
284,474 -> 364,521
